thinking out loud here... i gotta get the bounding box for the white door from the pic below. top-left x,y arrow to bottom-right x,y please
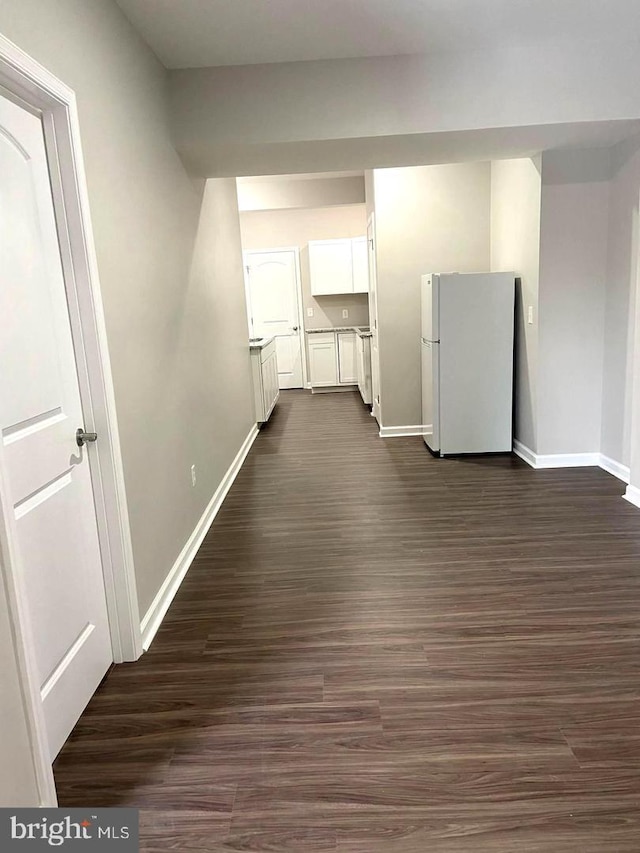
245,250 -> 304,389
367,215 -> 381,423
0,94 -> 112,758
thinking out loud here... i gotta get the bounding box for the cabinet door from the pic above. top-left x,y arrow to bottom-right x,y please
356,335 -> 364,393
337,332 -> 357,384
351,236 -> 368,294
309,240 -> 353,295
262,352 -> 279,416
309,339 -> 338,386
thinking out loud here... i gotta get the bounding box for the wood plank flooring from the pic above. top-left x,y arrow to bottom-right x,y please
54,389 -> 640,851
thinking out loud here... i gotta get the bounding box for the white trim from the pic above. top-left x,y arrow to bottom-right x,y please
599,455 -> 631,484
513,441 -> 599,469
0,34 -> 142,805
514,441 -> 631,483
379,424 -> 427,438
512,439 -> 538,468
140,425 -> 259,651
623,484 -> 640,509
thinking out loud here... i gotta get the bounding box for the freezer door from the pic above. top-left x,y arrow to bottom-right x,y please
421,339 -> 440,453
421,274 -> 439,341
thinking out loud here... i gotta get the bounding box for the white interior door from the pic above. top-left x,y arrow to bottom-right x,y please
367,216 -> 381,423
245,250 -> 304,389
0,94 -> 112,759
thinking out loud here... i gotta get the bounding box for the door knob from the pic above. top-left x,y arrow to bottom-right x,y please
76,428 -> 98,447
292,326 -> 299,332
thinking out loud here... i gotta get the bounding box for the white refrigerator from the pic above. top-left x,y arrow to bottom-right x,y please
421,272 -> 515,456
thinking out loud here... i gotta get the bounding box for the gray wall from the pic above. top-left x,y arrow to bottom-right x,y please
490,158 -> 542,451
0,0 -> 254,681
168,40 -> 640,175
239,205 -> 370,331
373,163 -> 491,427
602,135 -> 640,468
537,150 -> 610,456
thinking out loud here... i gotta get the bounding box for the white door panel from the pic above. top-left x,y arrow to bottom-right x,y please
245,250 -> 303,389
308,341 -> 338,386
0,94 -> 112,758
274,335 -> 294,375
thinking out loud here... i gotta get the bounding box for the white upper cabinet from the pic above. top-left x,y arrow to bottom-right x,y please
351,236 -> 369,294
309,237 -> 368,296
309,239 -> 353,296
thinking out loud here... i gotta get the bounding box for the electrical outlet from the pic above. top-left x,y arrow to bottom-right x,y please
342,309 -> 349,319
527,305 -> 534,325
191,464 -> 197,487
307,307 -> 314,317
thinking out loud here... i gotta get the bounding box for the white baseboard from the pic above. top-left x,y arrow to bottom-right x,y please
624,485 -> 640,509
311,385 -> 356,394
535,450 -> 600,469
379,424 -> 428,438
514,440 -> 631,485
599,454 -> 631,484
512,439 -> 538,468
140,424 -> 259,651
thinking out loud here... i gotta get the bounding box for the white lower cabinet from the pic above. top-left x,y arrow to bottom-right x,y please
308,330 -> 360,389
337,332 -> 357,384
251,339 -> 279,423
356,333 -> 373,405
308,333 -> 338,386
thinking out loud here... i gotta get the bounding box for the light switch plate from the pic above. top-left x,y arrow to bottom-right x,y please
527,306 -> 534,325
307,307 -> 314,317
342,309 -> 349,319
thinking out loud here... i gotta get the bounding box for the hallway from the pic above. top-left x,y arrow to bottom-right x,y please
54,390 -> 640,851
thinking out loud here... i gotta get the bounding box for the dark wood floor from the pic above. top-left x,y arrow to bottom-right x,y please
54,390 -> 640,851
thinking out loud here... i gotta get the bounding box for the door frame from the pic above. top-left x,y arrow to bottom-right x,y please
243,246 -> 308,389
367,213 -> 382,423
0,35 -> 142,804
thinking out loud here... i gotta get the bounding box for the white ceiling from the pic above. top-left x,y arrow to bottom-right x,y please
115,0 -> 640,69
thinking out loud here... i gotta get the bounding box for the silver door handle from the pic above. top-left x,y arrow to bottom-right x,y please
76,429 -> 98,447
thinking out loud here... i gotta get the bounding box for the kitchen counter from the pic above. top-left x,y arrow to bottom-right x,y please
249,336 -> 274,350
355,327 -> 372,338
306,326 -> 367,334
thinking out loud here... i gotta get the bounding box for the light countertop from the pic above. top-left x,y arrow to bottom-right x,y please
249,336 -> 274,349
306,326 -> 370,335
